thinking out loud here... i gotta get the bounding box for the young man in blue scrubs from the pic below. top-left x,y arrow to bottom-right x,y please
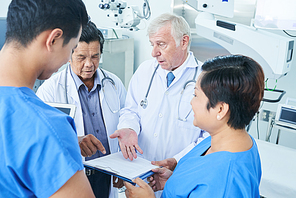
0,0 -> 95,197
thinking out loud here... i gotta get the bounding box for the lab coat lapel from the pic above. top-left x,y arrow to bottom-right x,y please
98,70 -> 105,103
97,69 -> 118,153
65,66 -> 85,137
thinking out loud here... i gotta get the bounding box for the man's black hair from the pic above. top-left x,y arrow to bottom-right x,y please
79,21 -> 105,54
6,0 -> 89,47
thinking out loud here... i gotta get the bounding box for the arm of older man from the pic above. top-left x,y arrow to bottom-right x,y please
78,134 -> 106,157
109,128 -> 143,161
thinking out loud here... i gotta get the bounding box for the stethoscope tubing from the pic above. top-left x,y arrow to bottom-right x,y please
140,59 -> 199,109
64,65 -> 118,113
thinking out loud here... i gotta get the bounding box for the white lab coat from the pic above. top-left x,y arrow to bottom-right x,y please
36,65 -> 126,198
118,52 -> 209,162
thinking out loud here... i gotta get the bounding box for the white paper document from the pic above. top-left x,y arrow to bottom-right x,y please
83,152 -> 159,184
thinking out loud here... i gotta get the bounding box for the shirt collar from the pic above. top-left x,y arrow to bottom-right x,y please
164,51 -> 193,77
69,65 -> 101,92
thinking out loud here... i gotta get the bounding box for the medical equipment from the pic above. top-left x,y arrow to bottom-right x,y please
64,64 -> 120,113
183,0 -> 234,18
98,0 -> 151,31
182,0 -> 294,80
273,98 -> 296,130
254,0 -> 296,31
265,98 -> 296,144
99,27 -> 122,39
275,103 -> 296,130
140,59 -> 198,122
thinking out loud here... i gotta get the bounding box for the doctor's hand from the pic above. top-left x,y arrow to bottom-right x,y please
151,158 -> 177,171
148,167 -> 173,192
109,128 -> 143,161
78,134 -> 106,157
124,178 -> 155,198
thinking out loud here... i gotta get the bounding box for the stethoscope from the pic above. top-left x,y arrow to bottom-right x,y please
140,58 -> 199,111
64,64 -> 120,113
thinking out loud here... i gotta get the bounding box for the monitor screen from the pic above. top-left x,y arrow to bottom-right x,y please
254,0 -> 296,30
279,107 -> 296,125
0,17 -> 6,50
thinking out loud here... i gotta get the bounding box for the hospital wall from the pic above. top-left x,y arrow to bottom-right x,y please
1,0 -> 296,149
85,0 -> 296,150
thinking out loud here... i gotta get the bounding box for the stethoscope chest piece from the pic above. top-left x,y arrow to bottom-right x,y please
140,98 -> 148,109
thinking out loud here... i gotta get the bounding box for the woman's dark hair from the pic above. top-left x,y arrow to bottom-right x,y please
79,21 -> 105,54
200,55 -> 265,130
6,0 -> 89,47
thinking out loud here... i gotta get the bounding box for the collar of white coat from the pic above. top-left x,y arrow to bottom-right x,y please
156,51 -> 199,80
68,64 -> 104,92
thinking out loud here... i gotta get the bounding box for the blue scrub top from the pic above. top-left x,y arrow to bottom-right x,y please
162,135 -> 262,198
0,87 -> 83,198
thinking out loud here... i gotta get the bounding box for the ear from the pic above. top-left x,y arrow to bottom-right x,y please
45,28 -> 64,52
216,102 -> 229,121
181,35 -> 190,51
69,55 -> 73,64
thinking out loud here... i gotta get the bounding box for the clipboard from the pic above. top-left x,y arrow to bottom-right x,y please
83,152 -> 159,185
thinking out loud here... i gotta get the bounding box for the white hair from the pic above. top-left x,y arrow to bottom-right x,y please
147,13 -> 191,52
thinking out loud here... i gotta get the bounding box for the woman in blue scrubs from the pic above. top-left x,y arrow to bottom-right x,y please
124,54 -> 265,198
